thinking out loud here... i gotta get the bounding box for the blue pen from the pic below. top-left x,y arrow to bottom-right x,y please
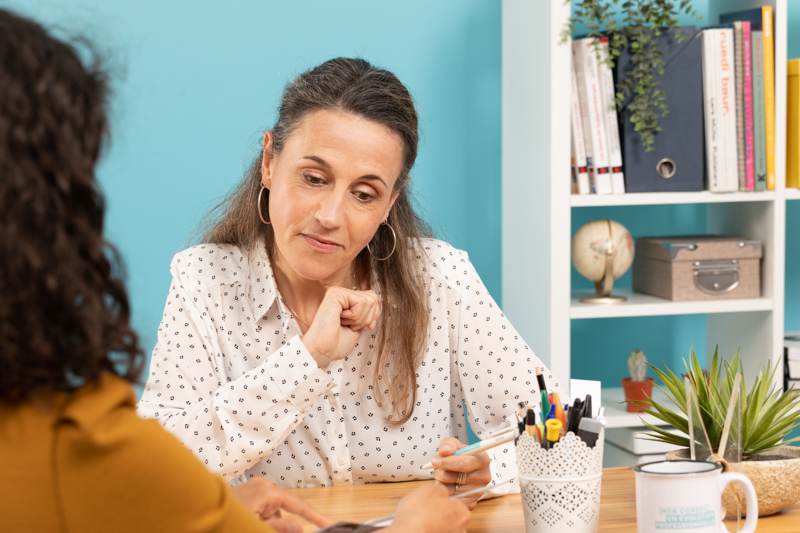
420,428 -> 517,470
546,403 -> 556,421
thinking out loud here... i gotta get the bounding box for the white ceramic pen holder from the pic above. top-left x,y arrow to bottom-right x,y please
515,429 -> 605,533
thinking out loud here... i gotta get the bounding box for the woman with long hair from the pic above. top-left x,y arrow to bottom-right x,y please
0,10 -> 470,532
137,57 -> 566,507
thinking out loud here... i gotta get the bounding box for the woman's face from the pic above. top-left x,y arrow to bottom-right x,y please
262,109 -> 402,282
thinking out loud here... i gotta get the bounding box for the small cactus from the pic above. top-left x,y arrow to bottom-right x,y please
628,350 -> 648,382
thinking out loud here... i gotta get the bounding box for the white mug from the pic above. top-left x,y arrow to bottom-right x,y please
634,460 -> 758,533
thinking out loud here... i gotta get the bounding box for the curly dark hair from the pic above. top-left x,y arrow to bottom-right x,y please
0,8 -> 143,403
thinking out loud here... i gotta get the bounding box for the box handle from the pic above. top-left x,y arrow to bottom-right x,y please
692,260 -> 739,295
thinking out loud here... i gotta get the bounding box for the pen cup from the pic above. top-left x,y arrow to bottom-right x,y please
515,429 -> 605,533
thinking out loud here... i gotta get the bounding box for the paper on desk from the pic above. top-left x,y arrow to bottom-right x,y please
570,379 -> 601,418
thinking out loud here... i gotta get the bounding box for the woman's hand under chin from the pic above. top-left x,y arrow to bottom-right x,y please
300,285 -> 381,367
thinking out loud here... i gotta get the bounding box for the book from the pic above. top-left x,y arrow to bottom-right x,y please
719,29 -> 738,192
788,59 -> 800,188
572,41 -> 596,193
597,38 -> 625,194
752,31 -> 768,191
574,38 -> 613,195
702,30 -> 725,192
742,22 -> 754,191
721,22 -> 746,191
721,7 -> 775,190
570,62 -> 592,195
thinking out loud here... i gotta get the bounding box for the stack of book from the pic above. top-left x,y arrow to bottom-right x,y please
570,6 -> 776,195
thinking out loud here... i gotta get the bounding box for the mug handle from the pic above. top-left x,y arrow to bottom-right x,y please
718,472 -> 758,533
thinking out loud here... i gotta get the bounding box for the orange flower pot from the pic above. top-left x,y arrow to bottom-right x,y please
621,377 -> 655,412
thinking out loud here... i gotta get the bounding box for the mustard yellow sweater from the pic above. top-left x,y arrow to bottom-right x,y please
0,373 -> 276,532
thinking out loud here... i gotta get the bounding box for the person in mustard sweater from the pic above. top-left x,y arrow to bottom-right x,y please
0,8 -> 471,533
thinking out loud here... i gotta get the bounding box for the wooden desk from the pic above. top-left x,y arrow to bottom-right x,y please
283,467 -> 800,532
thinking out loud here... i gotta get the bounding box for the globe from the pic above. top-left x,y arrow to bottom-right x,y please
571,219 -> 634,303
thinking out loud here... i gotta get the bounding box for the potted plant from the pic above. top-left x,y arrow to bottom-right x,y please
632,347 -> 800,517
564,0 -> 702,152
621,349 -> 655,412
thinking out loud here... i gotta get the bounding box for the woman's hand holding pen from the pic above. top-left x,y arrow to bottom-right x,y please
301,285 -> 381,368
431,438 -> 492,510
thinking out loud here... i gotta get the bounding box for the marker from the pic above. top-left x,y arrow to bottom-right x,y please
545,403 -> 556,421
566,397 -> 584,435
577,417 -> 602,448
536,366 -> 548,396
543,419 -> 562,450
584,394 -> 593,419
525,410 -> 537,439
421,429 -> 519,470
551,392 -> 567,429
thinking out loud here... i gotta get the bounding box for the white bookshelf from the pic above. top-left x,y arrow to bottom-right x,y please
502,0 -> 788,438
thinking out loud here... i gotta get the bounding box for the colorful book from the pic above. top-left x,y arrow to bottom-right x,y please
721,7 -> 775,189
788,59 -> 800,189
570,61 -> 591,195
702,30 -> 724,192
763,6 -> 775,190
742,22 -> 754,191
720,22 -> 746,190
752,31 -> 767,191
574,38 -> 613,195
597,38 -> 625,194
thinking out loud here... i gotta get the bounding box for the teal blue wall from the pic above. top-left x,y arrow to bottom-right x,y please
9,0 -> 501,382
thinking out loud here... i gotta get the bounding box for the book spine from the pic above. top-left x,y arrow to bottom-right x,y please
734,22 -> 746,191
703,30 -> 723,192
572,42 -> 594,173
598,39 -> 625,194
719,28 -> 737,192
763,6 -> 775,189
743,21 -> 755,191
580,38 -> 613,195
752,31 -> 767,191
570,61 -> 591,195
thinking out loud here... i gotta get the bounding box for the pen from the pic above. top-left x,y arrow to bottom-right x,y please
545,403 -> 556,421
524,410 -> 537,439
421,429 -> 518,470
584,394 -> 593,419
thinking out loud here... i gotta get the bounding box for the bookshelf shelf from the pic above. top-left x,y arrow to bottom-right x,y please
571,190 -> 776,207
785,188 -> 800,200
570,291 -> 774,319
601,387 -> 678,429
503,0 -> 786,451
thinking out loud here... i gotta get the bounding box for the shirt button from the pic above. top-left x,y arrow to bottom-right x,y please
328,395 -> 335,405
337,456 -> 346,466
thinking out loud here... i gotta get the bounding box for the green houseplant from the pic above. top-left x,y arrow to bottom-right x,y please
631,347 -> 800,516
564,0 -> 702,152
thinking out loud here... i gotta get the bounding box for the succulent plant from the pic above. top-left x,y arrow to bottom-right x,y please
632,347 -> 800,457
628,349 -> 648,382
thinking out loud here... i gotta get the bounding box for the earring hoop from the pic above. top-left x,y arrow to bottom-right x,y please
367,220 -> 396,261
257,186 -> 271,225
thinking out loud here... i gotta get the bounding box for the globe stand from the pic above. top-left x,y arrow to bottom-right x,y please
580,236 -> 627,305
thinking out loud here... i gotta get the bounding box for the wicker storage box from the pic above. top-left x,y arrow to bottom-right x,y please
632,236 -> 762,301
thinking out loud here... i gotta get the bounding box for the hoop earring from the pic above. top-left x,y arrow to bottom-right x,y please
367,220 -> 396,261
257,186 -> 271,225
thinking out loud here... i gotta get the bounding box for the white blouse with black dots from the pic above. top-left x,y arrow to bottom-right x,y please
137,238 -> 565,496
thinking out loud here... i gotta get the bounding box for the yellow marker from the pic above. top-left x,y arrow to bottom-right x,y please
544,419 -> 563,449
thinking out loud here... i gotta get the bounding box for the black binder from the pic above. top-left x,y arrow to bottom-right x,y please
614,27 -> 705,192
